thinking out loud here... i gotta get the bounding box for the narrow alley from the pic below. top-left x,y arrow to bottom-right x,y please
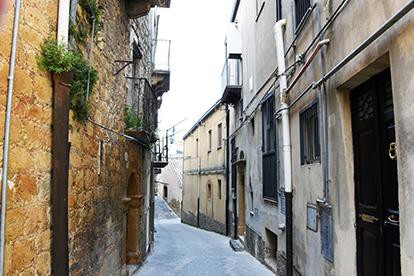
135,197 -> 273,276
1,0 -> 414,275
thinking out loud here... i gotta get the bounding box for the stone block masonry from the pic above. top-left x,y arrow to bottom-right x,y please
0,0 -> 157,275
181,210 -> 226,235
0,0 -> 57,274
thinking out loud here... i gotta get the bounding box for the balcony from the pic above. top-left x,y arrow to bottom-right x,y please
152,39 -> 171,97
125,0 -> 171,18
153,140 -> 169,168
221,55 -> 242,105
124,79 -> 158,144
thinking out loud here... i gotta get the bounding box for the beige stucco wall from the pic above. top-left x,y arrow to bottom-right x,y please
281,0 -> 414,275
182,103 -> 227,228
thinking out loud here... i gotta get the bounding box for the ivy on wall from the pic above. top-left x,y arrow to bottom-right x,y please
37,39 -> 98,124
70,0 -> 102,46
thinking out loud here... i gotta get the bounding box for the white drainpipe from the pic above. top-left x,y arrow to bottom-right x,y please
274,19 -> 292,194
274,19 -> 293,276
57,0 -> 71,44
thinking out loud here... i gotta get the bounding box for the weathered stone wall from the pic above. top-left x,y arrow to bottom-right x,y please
182,208 -> 226,235
67,0 -> 131,274
0,0 -> 58,274
181,209 -> 198,228
245,225 -> 265,264
199,212 -> 226,235
0,0 -> 157,275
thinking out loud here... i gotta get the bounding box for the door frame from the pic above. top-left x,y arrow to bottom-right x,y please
351,68 -> 400,276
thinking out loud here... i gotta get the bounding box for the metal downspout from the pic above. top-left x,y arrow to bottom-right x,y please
274,19 -> 293,276
0,1 -> 22,274
316,4 -> 330,205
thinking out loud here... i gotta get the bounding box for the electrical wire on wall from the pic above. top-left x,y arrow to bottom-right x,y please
229,0 -> 352,140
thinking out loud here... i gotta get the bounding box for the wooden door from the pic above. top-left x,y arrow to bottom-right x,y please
238,170 -> 246,236
351,69 -> 400,276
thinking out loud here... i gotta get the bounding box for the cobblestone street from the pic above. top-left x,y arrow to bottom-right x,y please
135,197 -> 273,276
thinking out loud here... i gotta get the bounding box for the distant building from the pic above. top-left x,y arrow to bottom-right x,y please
182,101 -> 228,235
157,142 -> 184,215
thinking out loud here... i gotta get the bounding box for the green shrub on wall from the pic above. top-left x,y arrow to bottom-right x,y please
79,0 -> 103,34
125,106 -> 143,130
37,39 -> 98,124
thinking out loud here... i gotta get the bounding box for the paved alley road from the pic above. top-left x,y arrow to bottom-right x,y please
135,196 -> 274,276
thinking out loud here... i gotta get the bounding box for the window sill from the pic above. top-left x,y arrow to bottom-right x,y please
300,160 -> 321,167
263,197 -> 278,205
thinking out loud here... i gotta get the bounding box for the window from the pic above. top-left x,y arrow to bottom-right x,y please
295,0 -> 311,28
217,123 -> 222,148
276,0 -> 282,21
262,94 -> 278,201
208,130 -> 212,152
207,182 -> 212,200
196,138 -> 199,157
218,179 -> 222,200
262,94 -> 275,154
300,102 -> 320,164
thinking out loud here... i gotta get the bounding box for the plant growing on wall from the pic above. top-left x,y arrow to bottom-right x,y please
69,0 -> 103,46
125,106 -> 143,130
79,0 -> 102,34
38,39 -> 99,124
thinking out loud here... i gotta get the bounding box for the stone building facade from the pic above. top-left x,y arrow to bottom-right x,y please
182,101 -> 228,235
223,0 -> 414,275
0,0 -> 170,275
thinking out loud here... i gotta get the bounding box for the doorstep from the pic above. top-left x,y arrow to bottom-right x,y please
229,239 -> 245,252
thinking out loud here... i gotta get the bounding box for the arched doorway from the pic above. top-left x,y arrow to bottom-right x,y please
126,173 -> 141,265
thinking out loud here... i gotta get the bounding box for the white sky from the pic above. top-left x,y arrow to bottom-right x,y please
156,1 -> 234,140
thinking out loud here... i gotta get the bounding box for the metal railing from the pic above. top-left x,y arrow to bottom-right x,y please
221,57 -> 242,93
125,78 -> 158,132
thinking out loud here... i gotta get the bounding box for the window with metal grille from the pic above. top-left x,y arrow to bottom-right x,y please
262,94 -> 278,201
295,0 -> 311,28
300,102 -> 320,164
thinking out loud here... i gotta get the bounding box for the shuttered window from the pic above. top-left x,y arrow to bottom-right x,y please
276,0 -> 282,21
262,94 -> 278,201
300,102 -> 320,164
295,0 -> 311,27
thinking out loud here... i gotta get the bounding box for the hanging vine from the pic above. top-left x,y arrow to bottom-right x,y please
37,39 -> 99,124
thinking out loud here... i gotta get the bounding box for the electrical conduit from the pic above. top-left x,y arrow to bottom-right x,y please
0,1 -> 22,274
